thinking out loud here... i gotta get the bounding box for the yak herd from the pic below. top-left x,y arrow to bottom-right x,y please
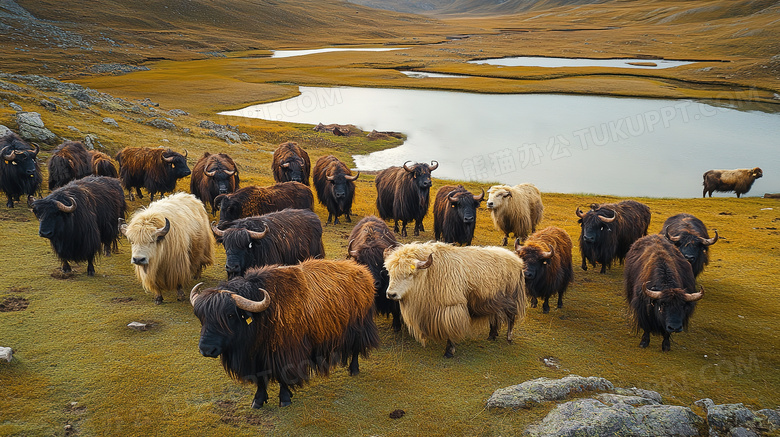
0,129 -> 763,407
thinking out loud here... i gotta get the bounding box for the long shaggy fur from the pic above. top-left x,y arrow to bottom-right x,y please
271,141 -> 311,185
88,150 -> 118,178
31,176 -> 126,275
190,152 -> 240,214
0,132 -> 42,207
116,147 -> 191,201
515,226 -> 573,312
217,209 -> 325,278
384,242 -> 526,348
661,213 -> 715,277
193,259 -> 379,394
433,184 -> 482,246
347,216 -> 401,330
702,167 -> 762,198
375,162 -> 436,237
48,141 -> 92,190
486,183 -> 543,245
215,182 -> 313,224
123,192 -> 214,301
578,200 -> 651,273
312,155 -> 356,224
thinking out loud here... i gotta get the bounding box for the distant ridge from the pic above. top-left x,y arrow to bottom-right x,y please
345,0 -> 607,15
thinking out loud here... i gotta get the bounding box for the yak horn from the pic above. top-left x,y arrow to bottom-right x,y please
473,188 -> 485,202
2,146 -> 14,161
448,188 -> 459,203
326,174 -> 335,181
118,217 -> 128,236
665,228 -> 682,242
598,210 -> 617,223
540,244 -> 554,260
403,161 -> 415,172
683,285 -> 705,302
31,143 -> 40,156
414,254 -> 433,270
345,171 -> 359,181
204,168 -> 217,177
575,207 -> 586,218
347,239 -> 356,258
213,194 -> 226,210
155,218 -> 171,239
189,282 -> 205,306
429,160 -> 438,171
224,169 -> 236,176
230,288 -> 271,313
514,237 -> 523,252
55,197 -> 77,213
183,149 -> 188,159
701,230 -> 718,246
642,282 -> 663,300
246,225 -> 268,240
163,153 -> 175,163
211,221 -> 225,237
281,162 -> 290,168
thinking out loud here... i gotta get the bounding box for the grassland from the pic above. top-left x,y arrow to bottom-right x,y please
1,0 -> 779,435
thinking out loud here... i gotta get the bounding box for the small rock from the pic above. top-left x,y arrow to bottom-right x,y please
83,134 -> 100,150
102,117 -> 118,127
9,102 -> 23,112
0,125 -> 12,138
389,409 -> 405,419
67,126 -> 81,133
239,132 -> 251,142
0,346 -> 13,362
40,99 -> 57,111
168,109 -> 188,117
146,118 -> 176,130
127,322 -> 149,331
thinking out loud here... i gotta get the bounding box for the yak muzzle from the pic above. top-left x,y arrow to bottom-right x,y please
199,345 -> 221,358
131,256 -> 149,266
386,292 -> 400,301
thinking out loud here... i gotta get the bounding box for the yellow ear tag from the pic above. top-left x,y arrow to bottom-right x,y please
245,317 -> 253,325
410,265 -> 416,270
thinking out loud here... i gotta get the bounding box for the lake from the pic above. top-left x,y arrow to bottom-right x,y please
469,56 -> 698,69
221,87 -> 779,198
271,47 -> 406,58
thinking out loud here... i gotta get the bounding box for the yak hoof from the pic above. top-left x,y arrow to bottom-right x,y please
279,400 -> 292,407
154,295 -> 163,305
639,339 -> 649,348
444,350 -> 454,358
6,200 -> 13,208
251,399 -> 266,409
542,306 -> 550,314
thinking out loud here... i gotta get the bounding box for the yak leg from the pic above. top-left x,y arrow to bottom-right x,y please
251,379 -> 269,409
62,260 -> 72,273
530,296 -> 538,308
542,297 -> 551,314
661,333 -> 671,352
391,307 -> 402,333
154,293 -> 163,305
6,196 -> 13,208
348,350 -> 360,376
177,285 -> 185,301
599,263 -> 607,274
557,293 -> 564,309
345,212 -> 351,223
278,381 -> 293,407
104,242 -> 112,257
501,234 -> 508,246
506,314 -> 516,343
393,220 -> 400,233
326,212 -> 333,224
444,339 -> 456,358
416,219 -> 424,234
639,330 -> 650,348
334,214 -> 340,225
581,258 -> 588,271
736,193 -> 741,199
400,220 -> 408,238
135,187 -> 143,200
87,257 -> 95,277
488,320 -> 499,340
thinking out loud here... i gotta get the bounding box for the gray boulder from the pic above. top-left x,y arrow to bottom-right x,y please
486,375 -> 614,409
40,99 -> 57,111
9,102 -> 23,112
0,125 -> 12,138
15,112 -> 57,144
146,118 -> 176,130
102,117 -> 119,127
696,398 -> 779,436
0,347 -> 12,362
83,134 -> 101,150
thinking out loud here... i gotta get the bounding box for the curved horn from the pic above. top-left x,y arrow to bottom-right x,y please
281,162 -> 290,168
403,161 -> 414,172
701,230 -> 718,246
576,207 -> 586,218
182,149 -> 188,159
30,143 -> 40,157
2,146 -> 14,161
414,254 -> 433,270
347,239 -> 358,258
665,228 -> 682,242
230,288 -> 271,313
540,244 -> 554,260
224,169 -> 236,176
642,282 -> 663,300
211,221 -> 225,237
55,197 -> 76,213
246,225 -> 268,240
345,171 -> 360,181
163,153 -> 175,162
514,237 -> 523,252
213,194 -> 226,210
155,218 -> 171,239
118,217 -> 128,236
683,285 -> 705,302
190,282 -> 205,306
448,188 -> 459,203
326,174 -> 335,181
598,209 -> 616,223
429,160 -> 438,171
473,188 -> 485,202
204,168 -> 217,177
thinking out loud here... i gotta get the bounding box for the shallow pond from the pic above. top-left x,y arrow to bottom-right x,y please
271,47 -> 406,58
221,87 -> 779,198
469,56 -> 697,69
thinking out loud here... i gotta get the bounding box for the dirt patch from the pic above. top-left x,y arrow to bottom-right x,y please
0,209 -> 31,222
389,409 -> 406,419
718,211 -> 734,215
9,286 -> 31,293
0,296 -> 29,312
111,297 -> 134,303
51,270 -> 76,280
213,399 -> 274,428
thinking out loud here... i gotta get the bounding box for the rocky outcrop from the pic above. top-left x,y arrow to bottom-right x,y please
695,398 -> 780,437
486,375 -> 614,409
15,111 -> 57,144
198,120 -> 249,143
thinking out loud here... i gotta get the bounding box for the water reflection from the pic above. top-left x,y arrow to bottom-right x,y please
469,56 -> 697,69
271,47 -> 406,58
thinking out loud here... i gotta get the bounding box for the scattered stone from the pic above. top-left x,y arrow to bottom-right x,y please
239,132 -> 251,142
127,322 -> 149,331
0,346 -> 12,362
168,109 -> 188,117
486,375 -> 614,409
695,398 -> 778,436
87,63 -> 150,75
9,102 -> 23,112
102,117 -> 118,127
0,125 -> 12,137
389,409 -> 405,419
139,98 -> 159,107
83,134 -> 100,150
210,129 -> 240,144
40,99 -> 57,111
614,387 -> 663,404
67,126 -> 81,133
146,118 -> 176,130
541,356 -> 561,369
15,111 -> 58,144
367,129 -> 404,140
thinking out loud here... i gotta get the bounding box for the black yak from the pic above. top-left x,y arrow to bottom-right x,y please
375,161 -> 438,237
30,176 -> 126,276
214,182 -> 313,224
0,132 -> 41,207
212,209 -> 325,279
190,258 -> 380,407
661,213 -> 718,277
625,234 -> 704,352
703,167 -> 762,198
347,216 -> 401,331
514,226 -> 574,313
576,200 -> 651,274
312,155 -> 359,224
190,152 -> 239,214
271,141 -> 311,185
433,184 -> 484,246
115,147 -> 191,201
47,141 -> 92,191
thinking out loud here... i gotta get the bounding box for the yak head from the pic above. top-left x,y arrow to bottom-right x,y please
119,216 -> 171,270
280,156 -> 306,183
750,167 -> 763,180
30,193 -> 76,240
446,186 -> 484,224
212,223 -> 268,279
385,248 -> 432,301
515,239 -> 553,283
664,228 -> 718,268
162,149 -> 191,179
576,205 -> 616,245
2,143 -> 40,178
214,193 -> 241,223
403,161 -> 437,191
641,282 -> 704,333
190,281 -> 270,358
485,185 -> 512,211
204,163 -> 238,195
326,166 -> 359,201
